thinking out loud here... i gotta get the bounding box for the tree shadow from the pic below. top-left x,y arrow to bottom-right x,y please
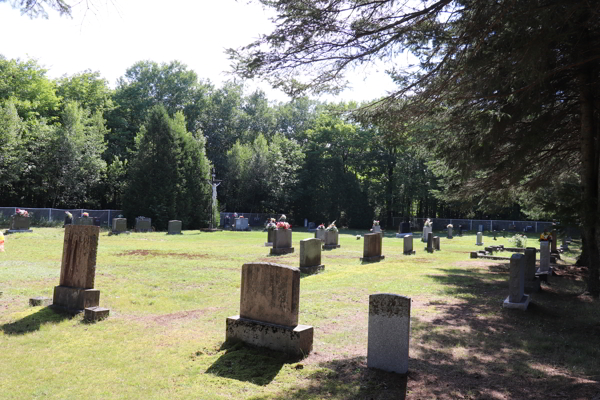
248,356 -> 407,400
1,306 -> 72,335
205,342 -> 300,386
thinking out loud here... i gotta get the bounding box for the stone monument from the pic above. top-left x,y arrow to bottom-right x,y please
361,233 -> 385,262
299,238 -> 324,274
537,241 -> 551,281
265,229 -> 275,246
476,232 -> 484,246
403,235 -> 415,255
52,225 -> 109,319
503,253 -> 530,310
315,229 -> 326,242
421,225 -> 431,243
447,226 -> 453,239
433,236 -> 441,251
235,218 -> 249,231
76,216 -> 95,226
372,224 -> 382,233
7,215 -> 32,233
367,293 -> 411,374
523,247 -> 540,292
135,217 -> 151,232
323,230 -> 340,250
168,220 -> 182,234
112,218 -> 128,234
226,262 -> 313,355
271,229 -> 294,255
425,232 -> 434,253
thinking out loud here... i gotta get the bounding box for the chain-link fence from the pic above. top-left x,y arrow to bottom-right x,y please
0,207 -> 123,227
391,217 -> 556,233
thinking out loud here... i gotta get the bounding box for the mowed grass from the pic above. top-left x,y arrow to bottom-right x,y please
0,228 -> 599,399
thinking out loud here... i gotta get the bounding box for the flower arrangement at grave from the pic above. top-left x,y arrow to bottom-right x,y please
510,234 -> 528,248
15,208 -> 29,217
316,224 -> 325,230
447,224 -> 453,228
279,214 -> 287,222
266,218 -> 277,231
239,215 -> 245,218
424,218 -> 432,227
82,212 -> 89,217
65,211 -> 73,219
373,220 -> 380,226
276,221 -> 291,230
325,221 -> 338,232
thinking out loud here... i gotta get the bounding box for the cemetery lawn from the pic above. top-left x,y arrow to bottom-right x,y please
1,228 -> 599,400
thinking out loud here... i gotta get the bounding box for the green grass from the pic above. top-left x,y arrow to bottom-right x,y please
1,228 -> 598,399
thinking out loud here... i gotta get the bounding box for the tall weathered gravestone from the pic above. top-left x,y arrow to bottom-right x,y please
524,247 -> 540,292
299,238 -> 324,274
425,232 -> 434,253
168,220 -> 182,234
421,226 -> 431,242
503,253 -> 530,310
367,294 -> 411,374
447,227 -> 453,239
323,230 -> 340,249
52,225 -> 109,319
476,232 -> 484,246
226,262 -> 313,355
403,235 -> 415,255
361,233 -> 385,262
271,229 -> 294,255
537,241 -> 551,281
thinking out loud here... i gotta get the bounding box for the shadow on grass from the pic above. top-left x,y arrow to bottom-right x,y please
408,266 -> 600,399
248,356 -> 407,400
1,306 -> 72,335
205,342 -> 300,386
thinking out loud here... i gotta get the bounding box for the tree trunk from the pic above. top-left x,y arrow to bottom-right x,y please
578,65 -> 600,296
386,150 -> 396,229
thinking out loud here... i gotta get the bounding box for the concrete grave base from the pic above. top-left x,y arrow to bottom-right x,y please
226,315 -> 313,356
403,250 -> 416,255
29,297 -> 52,306
52,286 -> 100,311
84,307 -> 110,321
360,255 -> 385,262
323,244 -> 341,250
109,231 -> 130,235
299,265 -> 324,275
270,247 -> 295,255
5,229 -> 33,235
395,233 -> 412,238
424,247 -> 434,253
503,294 -> 530,310
535,268 -> 552,282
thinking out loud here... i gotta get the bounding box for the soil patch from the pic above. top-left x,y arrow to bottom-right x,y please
117,250 -> 215,259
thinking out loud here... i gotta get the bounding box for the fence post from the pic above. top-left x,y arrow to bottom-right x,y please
470,220 -> 473,231
49,208 -> 52,222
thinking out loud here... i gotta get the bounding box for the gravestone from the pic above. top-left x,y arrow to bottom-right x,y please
372,225 -> 381,233
551,229 -> 558,254
425,232 -> 434,253
226,262 -> 313,355
561,237 -> 569,251
299,238 -> 324,274
447,227 -> 453,239
421,226 -> 431,242
323,230 -> 340,249
112,218 -> 127,234
361,233 -> 384,262
135,217 -> 151,232
433,236 -> 440,251
503,254 -> 530,310
403,235 -> 415,255
167,220 -> 182,235
52,225 -> 108,317
7,215 -> 32,233
265,230 -> 275,246
271,229 -> 294,255
235,218 -> 249,231
307,222 -> 316,232
315,229 -> 325,242
400,222 -> 411,234
537,241 -> 551,281
476,232 -> 484,246
524,247 -> 540,292
76,217 -> 94,226
367,294 -> 411,374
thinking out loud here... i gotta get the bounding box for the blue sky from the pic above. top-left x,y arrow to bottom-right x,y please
1,0 -> 398,103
